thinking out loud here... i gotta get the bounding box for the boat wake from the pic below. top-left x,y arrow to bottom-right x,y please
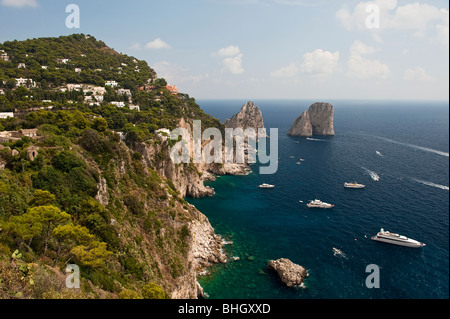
375,151 -> 384,157
373,135 -> 449,157
413,179 -> 449,191
307,137 -> 327,142
362,167 -> 380,181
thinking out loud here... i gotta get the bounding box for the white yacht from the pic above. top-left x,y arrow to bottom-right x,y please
307,199 -> 334,209
371,228 -> 426,248
259,183 -> 275,189
344,182 -> 366,189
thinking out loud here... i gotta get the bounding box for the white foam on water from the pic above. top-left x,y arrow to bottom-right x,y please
362,167 -> 380,181
306,137 -> 326,142
413,178 -> 449,191
373,135 -> 449,157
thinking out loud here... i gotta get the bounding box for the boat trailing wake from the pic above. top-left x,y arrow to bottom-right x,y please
413,179 -> 449,191
332,248 -> 347,259
307,137 -> 327,142
373,135 -> 449,157
362,167 -> 380,181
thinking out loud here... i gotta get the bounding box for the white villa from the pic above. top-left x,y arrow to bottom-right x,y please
0,50 -> 9,62
15,78 -> 36,88
105,80 -> 118,87
111,101 -> 125,107
57,58 -> 70,64
67,83 -> 83,91
0,112 -> 14,119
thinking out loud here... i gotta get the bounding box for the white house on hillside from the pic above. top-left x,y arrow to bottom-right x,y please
0,112 -> 14,119
105,80 -> 118,87
111,101 -> 125,107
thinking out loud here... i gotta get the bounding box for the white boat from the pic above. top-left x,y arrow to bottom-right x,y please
344,182 -> 366,189
259,183 -> 275,189
371,228 -> 426,248
307,199 -> 334,209
296,162 -> 302,165
332,248 -> 347,258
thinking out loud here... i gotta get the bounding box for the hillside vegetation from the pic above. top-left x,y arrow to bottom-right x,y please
0,34 -> 222,299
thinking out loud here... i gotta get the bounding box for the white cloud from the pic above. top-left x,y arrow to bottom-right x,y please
129,42 -> 141,50
436,9 -> 449,46
336,1 -> 449,46
347,41 -> 390,79
1,0 -> 38,7
301,49 -> 340,78
217,45 -> 241,57
152,61 -> 209,86
270,63 -> 298,77
403,67 -> 435,82
216,45 -> 244,74
222,53 -> 244,74
347,55 -> 390,79
349,40 -> 378,56
145,38 -> 171,50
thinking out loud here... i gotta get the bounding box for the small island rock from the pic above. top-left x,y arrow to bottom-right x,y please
268,258 -> 307,287
225,101 -> 268,138
288,102 -> 335,137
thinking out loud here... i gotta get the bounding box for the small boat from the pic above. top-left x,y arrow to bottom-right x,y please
259,183 -> 275,189
371,228 -> 426,248
307,199 -> 334,209
332,248 -> 347,258
296,162 -> 302,165
344,182 -> 366,189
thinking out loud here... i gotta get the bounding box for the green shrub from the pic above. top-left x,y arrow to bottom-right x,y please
141,282 -> 169,299
118,288 -> 140,299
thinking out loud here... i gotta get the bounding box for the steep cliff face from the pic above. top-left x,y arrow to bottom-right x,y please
107,137 -> 227,299
135,118 -> 250,199
287,110 -> 312,137
225,101 -> 268,137
288,102 -> 335,137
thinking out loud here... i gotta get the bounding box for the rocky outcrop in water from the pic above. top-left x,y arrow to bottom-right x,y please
288,102 -> 335,137
268,258 -> 308,287
225,101 -> 268,138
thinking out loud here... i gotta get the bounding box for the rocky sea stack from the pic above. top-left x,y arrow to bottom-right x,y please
225,101 -> 268,137
268,258 -> 308,287
288,102 -> 335,137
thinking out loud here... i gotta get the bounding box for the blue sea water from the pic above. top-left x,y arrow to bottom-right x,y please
188,100 -> 449,299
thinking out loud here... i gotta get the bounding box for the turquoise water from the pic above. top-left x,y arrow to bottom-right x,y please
188,100 -> 449,299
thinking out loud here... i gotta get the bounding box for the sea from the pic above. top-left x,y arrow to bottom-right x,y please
187,99 -> 449,299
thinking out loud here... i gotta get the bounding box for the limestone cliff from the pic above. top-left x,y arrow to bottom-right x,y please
288,102 -> 335,137
225,101 -> 268,138
136,118 -> 250,199
287,110 -> 312,137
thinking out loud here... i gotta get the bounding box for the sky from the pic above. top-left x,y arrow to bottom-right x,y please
0,0 -> 449,101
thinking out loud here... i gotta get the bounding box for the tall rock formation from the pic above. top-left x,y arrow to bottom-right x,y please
288,102 -> 335,137
225,101 -> 267,137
